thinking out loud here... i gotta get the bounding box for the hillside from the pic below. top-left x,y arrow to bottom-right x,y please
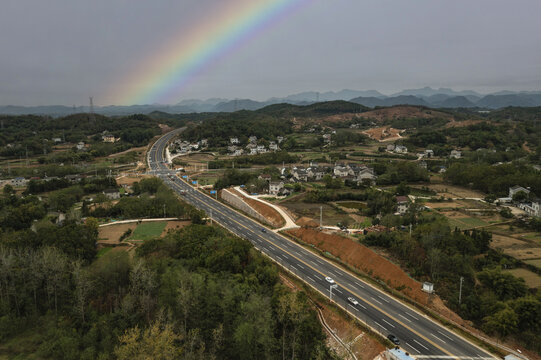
257,100 -> 369,118
355,105 -> 454,123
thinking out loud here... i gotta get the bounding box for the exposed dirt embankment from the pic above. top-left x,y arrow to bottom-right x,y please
229,188 -> 285,228
287,228 -> 429,304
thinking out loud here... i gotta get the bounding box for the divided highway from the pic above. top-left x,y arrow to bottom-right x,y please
148,130 -> 496,360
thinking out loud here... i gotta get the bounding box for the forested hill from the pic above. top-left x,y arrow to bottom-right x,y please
257,100 -> 369,117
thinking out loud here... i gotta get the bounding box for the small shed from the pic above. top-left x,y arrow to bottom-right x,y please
422,282 -> 434,293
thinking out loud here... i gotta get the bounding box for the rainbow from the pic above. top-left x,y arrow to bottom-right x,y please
110,0 -> 311,105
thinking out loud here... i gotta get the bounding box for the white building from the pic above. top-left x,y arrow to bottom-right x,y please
394,145 -> 408,154
76,141 -> 86,150
509,185 -> 530,199
230,137 -> 239,144
10,177 -> 28,187
269,181 -> 284,196
396,196 -> 410,214
450,149 -> 462,159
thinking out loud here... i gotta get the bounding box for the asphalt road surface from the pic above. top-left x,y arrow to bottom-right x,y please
148,130 -> 496,360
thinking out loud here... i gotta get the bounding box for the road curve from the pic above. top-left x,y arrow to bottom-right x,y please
148,130 -> 496,360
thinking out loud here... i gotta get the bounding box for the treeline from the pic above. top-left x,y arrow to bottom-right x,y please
0,113 -> 164,158
0,223 -> 334,359
88,178 -> 204,222
362,221 -> 541,352
375,161 -> 429,185
182,112 -> 293,147
444,163 -> 541,196
25,176 -> 117,195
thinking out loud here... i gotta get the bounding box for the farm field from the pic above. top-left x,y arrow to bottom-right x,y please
503,268 -> 541,289
525,259 -> 541,269
129,221 -> 168,241
280,201 -> 355,227
491,234 -> 541,261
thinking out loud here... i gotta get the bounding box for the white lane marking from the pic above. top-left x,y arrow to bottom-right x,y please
310,260 -> 317,266
290,265 -> 297,271
315,258 -> 324,265
381,319 -> 395,328
405,312 -> 420,320
431,333 -> 446,343
307,276 -> 315,283
355,282 -> 365,289
373,321 -> 388,332
377,295 -> 390,303
371,296 -> 383,305
398,314 -> 412,322
437,330 -> 454,341
405,342 -> 420,354
351,306 -> 359,311
297,264 -> 304,269
357,303 -> 367,310
413,339 -> 429,350
334,288 -> 342,294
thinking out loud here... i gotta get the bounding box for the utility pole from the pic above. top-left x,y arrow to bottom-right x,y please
459,276 -> 464,305
163,204 -> 166,218
320,206 -> 323,229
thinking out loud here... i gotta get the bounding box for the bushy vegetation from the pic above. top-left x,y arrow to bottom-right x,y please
0,223 -> 333,359
362,219 -> 541,351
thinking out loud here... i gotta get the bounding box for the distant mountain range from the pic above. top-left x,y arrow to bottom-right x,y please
2,87 -> 541,116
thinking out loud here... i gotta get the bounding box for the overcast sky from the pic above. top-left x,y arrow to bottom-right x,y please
1,0 -> 540,106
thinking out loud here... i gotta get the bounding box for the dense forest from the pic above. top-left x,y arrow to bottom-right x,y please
0,176 -> 334,359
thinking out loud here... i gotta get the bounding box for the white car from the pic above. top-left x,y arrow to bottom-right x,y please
325,276 -> 335,284
348,297 -> 359,306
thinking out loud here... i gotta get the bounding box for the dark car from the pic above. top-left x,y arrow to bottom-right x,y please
261,228 -> 267,233
387,334 -> 400,345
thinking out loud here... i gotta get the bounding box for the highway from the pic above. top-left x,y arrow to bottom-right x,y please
148,129 -> 496,360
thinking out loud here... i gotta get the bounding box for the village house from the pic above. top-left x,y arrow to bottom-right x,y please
292,167 -> 308,182
419,160 -> 428,169
394,145 -> 408,154
307,166 -> 326,181
232,149 -> 244,156
509,185 -> 530,199
333,164 -> 350,178
248,136 -> 257,143
258,174 -> 272,182
276,136 -> 284,144
76,141 -> 86,151
52,137 -> 62,143
386,144 -> 396,152
227,145 -> 238,153
269,181 -> 284,196
102,133 -> 117,143
322,134 -> 332,144
396,196 -> 410,215
424,149 -> 434,158
450,149 -> 462,159
269,141 -> 279,151
256,145 -> 267,154
103,188 -> 121,200
519,200 -> 540,217
356,166 -> 377,185
230,137 -> 239,144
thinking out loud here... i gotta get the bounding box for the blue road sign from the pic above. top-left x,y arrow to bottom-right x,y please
210,190 -> 216,194
182,175 -> 188,179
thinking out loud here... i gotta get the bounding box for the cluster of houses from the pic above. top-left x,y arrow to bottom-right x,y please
171,139 -> 208,155
101,131 -> 118,143
498,185 -> 540,218
228,136 -> 283,156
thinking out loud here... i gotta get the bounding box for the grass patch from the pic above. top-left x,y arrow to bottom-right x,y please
524,259 -> 541,270
129,221 -> 167,241
337,201 -> 365,209
458,217 -> 489,228
97,247 -> 113,257
503,268 -> 541,288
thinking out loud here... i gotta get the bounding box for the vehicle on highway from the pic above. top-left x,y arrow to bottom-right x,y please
387,334 -> 400,345
347,297 -> 359,306
325,276 -> 335,284
179,190 -> 186,195
261,228 -> 267,233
